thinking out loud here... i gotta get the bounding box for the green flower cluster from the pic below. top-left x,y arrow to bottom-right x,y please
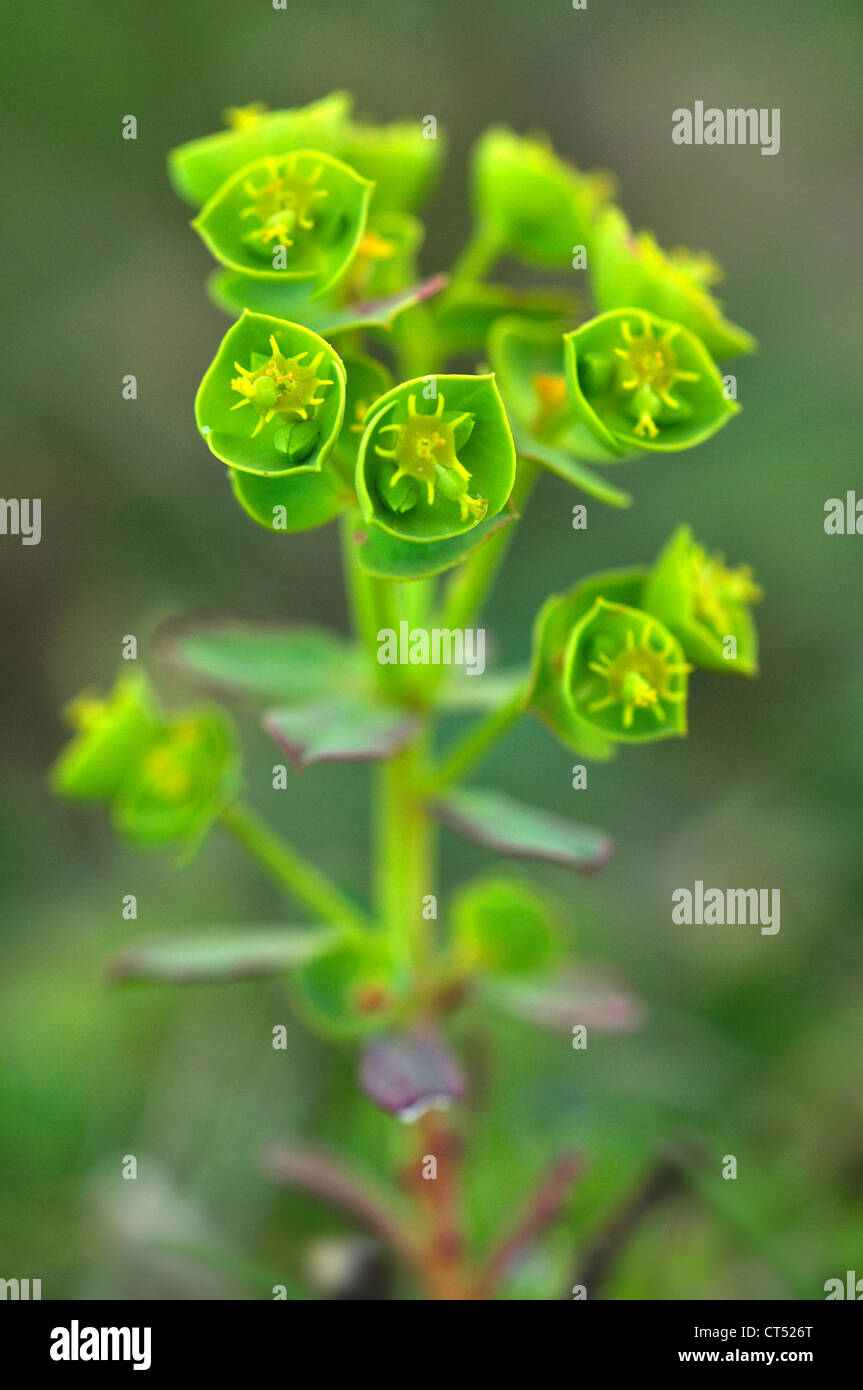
171,94 -> 754,577
528,526 -> 762,758
51,673 -> 238,851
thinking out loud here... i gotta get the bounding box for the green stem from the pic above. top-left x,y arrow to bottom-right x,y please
340,512 -> 401,694
449,226 -> 501,290
427,683 -> 527,792
375,736 -> 436,975
220,800 -> 372,935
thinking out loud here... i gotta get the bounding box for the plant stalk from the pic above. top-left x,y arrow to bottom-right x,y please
219,800 -> 372,935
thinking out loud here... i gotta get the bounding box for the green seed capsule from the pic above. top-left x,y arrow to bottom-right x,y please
274,419 -> 319,463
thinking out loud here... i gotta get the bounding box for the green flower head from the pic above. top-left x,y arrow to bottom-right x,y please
112,709 -> 238,850
470,127 -> 613,268
338,118 -> 445,215
193,149 -> 374,298
51,672 -> 160,801
195,312 -> 346,476
167,92 -> 352,206
593,206 -> 756,361
489,316 -> 621,465
643,525 -> 762,675
356,374 -> 516,544
564,309 -> 738,457
528,571 -> 689,757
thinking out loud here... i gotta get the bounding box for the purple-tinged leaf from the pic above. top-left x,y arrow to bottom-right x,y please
359,1028 -> 467,1122
107,926 -> 336,985
264,697 -> 419,770
432,787 -> 613,873
156,613 -> 364,705
480,968 -> 645,1033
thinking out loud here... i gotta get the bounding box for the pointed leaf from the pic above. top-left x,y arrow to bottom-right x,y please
156,616 -> 365,704
479,968 -> 645,1033
432,786 -> 613,873
107,927 -> 336,985
209,270 -> 447,333
264,696 -> 419,770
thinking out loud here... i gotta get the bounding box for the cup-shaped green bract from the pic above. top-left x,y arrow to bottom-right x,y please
592,206 -> 756,361
470,127 -> 613,268
643,525 -> 762,676
356,374 -> 516,544
338,119 -> 445,214
51,673 -> 161,801
193,150 -> 374,299
168,92 -> 352,207
112,709 -> 238,850
529,570 -> 649,759
339,211 -> 424,302
332,352 -> 393,474
489,316 -> 621,464
292,931 -> 403,1039
229,465 -> 345,534
195,312 -> 346,477
564,599 -> 690,747
451,877 -> 559,977
564,309 -> 738,457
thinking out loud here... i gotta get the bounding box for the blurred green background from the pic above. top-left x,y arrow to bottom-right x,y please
2,0 -> 861,1299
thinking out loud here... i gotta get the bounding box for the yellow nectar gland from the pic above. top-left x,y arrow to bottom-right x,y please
222,102 -> 268,133
142,744 -> 192,802
241,155 -> 329,251
587,619 -> 690,729
64,693 -> 106,732
531,372 -> 569,434
374,393 -> 486,521
613,315 -> 700,440
230,336 -> 332,437
691,548 -> 762,637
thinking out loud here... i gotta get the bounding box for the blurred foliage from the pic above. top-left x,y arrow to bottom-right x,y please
1,0 -> 862,1298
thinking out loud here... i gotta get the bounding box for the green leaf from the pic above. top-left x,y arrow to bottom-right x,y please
264,696 -> 419,770
353,507 -> 515,580
195,311 -> 346,477
432,787 -> 613,873
592,205 -> 756,361
193,150 -> 374,298
451,877 -> 560,975
564,309 -> 738,457
292,932 -> 405,1039
156,616 -> 365,705
434,284 -> 579,360
168,92 -> 353,207
107,926 -> 337,985
511,424 -> 632,509
356,373 -> 516,544
208,270 -> 447,334
479,968 -> 645,1033
439,667 -> 529,711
